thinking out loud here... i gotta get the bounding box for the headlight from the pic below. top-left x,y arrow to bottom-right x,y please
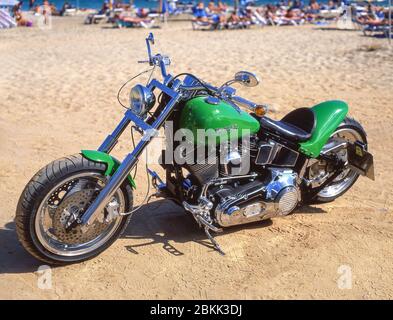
129,84 -> 156,116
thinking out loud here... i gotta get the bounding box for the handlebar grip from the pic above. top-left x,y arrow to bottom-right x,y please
231,95 -> 258,110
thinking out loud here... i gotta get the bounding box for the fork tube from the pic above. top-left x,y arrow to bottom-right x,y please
80,139 -> 147,225
81,94 -> 180,226
98,116 -> 131,154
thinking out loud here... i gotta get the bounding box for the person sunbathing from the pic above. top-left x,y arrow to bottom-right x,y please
265,5 -> 279,24
114,8 -> 154,28
217,1 -> 227,13
60,2 -> 74,16
357,5 -> 386,26
321,0 -> 337,10
206,1 -> 226,24
305,0 -> 320,21
85,1 -> 110,24
282,8 -> 304,24
13,1 -> 33,26
192,2 -> 209,23
135,8 -> 150,18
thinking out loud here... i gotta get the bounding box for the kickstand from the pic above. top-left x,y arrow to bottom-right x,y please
204,226 -> 225,256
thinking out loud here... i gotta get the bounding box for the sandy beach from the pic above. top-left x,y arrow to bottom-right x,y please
0,16 -> 393,299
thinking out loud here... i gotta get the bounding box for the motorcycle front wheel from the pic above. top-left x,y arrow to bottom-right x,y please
15,154 -> 133,265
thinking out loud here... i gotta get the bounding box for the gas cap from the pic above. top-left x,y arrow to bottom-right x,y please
205,96 -> 220,105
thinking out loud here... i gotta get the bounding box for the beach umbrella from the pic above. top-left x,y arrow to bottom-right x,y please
158,0 -> 168,24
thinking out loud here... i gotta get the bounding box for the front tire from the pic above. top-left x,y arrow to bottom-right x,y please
15,154 -> 133,265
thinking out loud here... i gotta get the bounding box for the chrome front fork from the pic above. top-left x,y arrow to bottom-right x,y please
80,80 -> 180,226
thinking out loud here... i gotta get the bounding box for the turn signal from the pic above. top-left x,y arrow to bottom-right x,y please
255,104 -> 267,117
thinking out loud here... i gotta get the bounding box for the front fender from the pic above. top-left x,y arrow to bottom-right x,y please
81,150 -> 136,189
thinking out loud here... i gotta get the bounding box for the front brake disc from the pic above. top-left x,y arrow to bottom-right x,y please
52,189 -> 109,245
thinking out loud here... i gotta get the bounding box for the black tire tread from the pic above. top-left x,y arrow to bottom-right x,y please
15,153 -> 132,265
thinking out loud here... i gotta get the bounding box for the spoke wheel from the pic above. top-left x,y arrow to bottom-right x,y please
16,154 -> 133,265
311,117 -> 367,203
34,172 -> 125,257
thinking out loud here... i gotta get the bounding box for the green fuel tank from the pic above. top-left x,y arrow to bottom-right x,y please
179,96 -> 260,145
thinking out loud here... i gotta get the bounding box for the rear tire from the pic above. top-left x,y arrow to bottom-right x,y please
313,117 -> 367,203
15,154 -> 133,265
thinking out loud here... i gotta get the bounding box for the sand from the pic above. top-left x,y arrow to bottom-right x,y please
0,16 -> 392,299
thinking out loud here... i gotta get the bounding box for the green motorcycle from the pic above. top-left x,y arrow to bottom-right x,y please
16,33 -> 374,264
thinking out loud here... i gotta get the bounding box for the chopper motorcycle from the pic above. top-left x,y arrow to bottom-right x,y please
16,33 -> 374,264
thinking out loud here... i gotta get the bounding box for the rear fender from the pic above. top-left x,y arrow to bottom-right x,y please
299,100 -> 348,158
81,150 -> 136,189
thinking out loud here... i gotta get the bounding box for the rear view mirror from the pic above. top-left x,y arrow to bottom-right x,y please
234,71 -> 260,87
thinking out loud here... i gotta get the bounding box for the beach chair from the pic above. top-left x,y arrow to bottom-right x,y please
115,17 -> 156,29
362,22 -> 391,37
63,8 -> 76,16
85,12 -> 108,24
0,8 -> 16,28
191,19 -> 220,30
252,10 -> 268,26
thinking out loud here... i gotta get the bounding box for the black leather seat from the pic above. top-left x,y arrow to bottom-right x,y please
260,108 -> 316,143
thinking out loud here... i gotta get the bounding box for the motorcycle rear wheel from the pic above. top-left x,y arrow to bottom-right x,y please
15,154 -> 133,265
313,117 -> 367,203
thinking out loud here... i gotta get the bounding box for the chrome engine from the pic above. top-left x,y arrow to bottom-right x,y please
213,169 -> 299,227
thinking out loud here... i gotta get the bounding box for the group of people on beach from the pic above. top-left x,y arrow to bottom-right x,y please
355,3 -> 389,26
10,0 -> 74,27
191,0 -> 344,29
6,0 -> 393,35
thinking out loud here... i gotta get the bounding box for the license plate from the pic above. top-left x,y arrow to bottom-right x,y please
347,141 -> 375,180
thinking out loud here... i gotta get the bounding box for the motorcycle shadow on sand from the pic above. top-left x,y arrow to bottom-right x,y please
0,222 -> 43,274
121,199 -> 326,256
0,203 -> 326,273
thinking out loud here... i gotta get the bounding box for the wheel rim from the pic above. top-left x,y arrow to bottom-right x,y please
34,172 -> 125,257
317,127 -> 364,199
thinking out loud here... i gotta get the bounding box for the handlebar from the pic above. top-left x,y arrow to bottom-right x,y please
231,95 -> 258,111
179,83 -> 258,112
142,33 -> 259,113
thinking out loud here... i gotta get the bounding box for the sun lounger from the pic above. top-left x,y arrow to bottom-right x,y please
63,8 -> 76,16
85,12 -> 108,24
274,16 -> 305,26
362,22 -> 392,37
318,9 -> 341,20
115,17 -> 155,29
191,19 -> 220,30
0,8 -> 16,28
